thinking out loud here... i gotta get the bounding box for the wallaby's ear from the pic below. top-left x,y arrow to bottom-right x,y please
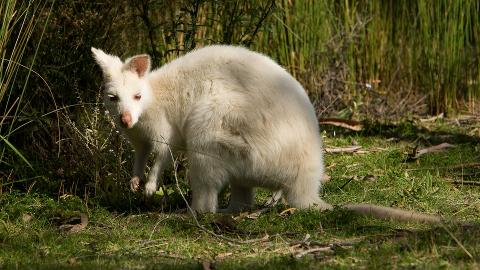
124,54 -> 151,77
91,47 -> 123,78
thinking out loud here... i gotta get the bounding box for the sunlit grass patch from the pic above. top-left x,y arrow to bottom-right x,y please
1,121 -> 479,269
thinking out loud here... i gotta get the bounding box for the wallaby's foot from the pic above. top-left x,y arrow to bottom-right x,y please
191,186 -> 219,214
144,180 -> 158,197
315,202 -> 333,211
130,176 -> 142,192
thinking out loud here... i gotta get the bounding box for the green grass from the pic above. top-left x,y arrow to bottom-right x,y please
1,120 -> 480,269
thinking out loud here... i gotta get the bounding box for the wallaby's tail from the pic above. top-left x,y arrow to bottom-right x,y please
344,203 -> 443,224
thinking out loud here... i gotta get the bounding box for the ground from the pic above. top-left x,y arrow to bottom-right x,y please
1,118 -> 480,269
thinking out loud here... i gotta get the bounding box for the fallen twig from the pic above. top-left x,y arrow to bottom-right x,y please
324,146 -> 362,153
293,241 -> 356,258
409,143 -> 456,160
420,113 -> 444,123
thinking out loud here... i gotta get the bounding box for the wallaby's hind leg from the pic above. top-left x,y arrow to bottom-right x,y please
189,153 -> 228,213
283,170 -> 332,211
223,184 -> 255,213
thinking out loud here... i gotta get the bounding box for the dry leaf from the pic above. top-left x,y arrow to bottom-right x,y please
279,208 -> 297,217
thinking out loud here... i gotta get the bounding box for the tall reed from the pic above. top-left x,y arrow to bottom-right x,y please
256,1 -> 480,115
0,0 -> 52,169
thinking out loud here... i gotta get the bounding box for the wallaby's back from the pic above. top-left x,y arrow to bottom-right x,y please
147,46 -> 326,212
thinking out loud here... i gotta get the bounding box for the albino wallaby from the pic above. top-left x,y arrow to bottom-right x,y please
92,45 -> 442,223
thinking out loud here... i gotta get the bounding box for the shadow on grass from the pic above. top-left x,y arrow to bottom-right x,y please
322,120 -> 480,145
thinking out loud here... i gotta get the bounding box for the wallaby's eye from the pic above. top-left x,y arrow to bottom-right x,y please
134,93 -> 142,101
107,94 -> 119,102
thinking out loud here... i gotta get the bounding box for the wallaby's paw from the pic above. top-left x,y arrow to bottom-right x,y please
130,176 -> 142,192
144,181 -> 157,197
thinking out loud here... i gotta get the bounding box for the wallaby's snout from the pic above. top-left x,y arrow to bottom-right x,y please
120,111 -> 133,128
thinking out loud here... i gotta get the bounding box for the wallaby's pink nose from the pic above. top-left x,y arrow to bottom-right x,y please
120,111 -> 133,128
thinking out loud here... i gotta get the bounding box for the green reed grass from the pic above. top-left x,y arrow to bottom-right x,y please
254,1 -> 480,115
0,0 -> 53,168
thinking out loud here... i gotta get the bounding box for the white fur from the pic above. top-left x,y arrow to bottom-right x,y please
92,45 -> 330,213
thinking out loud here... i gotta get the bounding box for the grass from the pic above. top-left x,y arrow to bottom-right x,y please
1,119 -> 479,269
2,3 -> 480,267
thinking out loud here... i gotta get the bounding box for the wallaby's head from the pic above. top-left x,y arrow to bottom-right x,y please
91,48 -> 152,129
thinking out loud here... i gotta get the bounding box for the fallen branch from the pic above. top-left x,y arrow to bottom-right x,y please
319,118 -> 363,131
